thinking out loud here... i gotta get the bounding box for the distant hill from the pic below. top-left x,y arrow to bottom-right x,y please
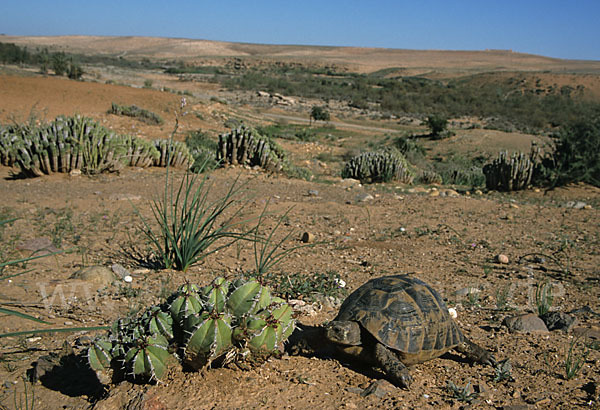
2,35 -> 600,75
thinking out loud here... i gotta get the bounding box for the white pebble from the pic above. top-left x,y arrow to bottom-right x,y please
123,275 -> 133,283
448,307 -> 458,319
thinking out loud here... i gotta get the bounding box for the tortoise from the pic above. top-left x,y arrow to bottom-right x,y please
324,275 -> 496,388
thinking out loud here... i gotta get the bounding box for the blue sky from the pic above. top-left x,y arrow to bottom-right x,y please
1,1 -> 599,60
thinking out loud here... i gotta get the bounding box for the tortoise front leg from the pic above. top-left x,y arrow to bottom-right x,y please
374,342 -> 412,388
455,337 -> 496,366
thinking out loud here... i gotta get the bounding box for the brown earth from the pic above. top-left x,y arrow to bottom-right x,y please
3,35 -> 600,75
0,61 -> 599,410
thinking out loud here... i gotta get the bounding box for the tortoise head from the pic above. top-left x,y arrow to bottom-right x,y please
325,320 -> 362,346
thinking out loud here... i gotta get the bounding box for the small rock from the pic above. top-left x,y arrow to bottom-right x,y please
69,169 -> 82,176
17,237 -> 60,256
428,189 -> 440,197
307,189 -> 319,197
443,189 -> 460,197
502,314 -> 549,334
301,232 -> 315,243
407,187 -> 429,194
30,355 -> 59,382
109,193 -> 142,201
565,201 -> 587,209
455,287 -> 481,297
502,404 -> 529,410
540,311 -> 577,332
339,178 -> 361,188
474,189 -> 483,195
70,266 -> 116,287
495,254 -> 509,264
573,326 -> 600,341
64,321 -> 74,326
111,263 -> 131,279
355,193 -> 374,202
360,379 -> 396,398
123,275 -> 133,283
448,307 -> 458,319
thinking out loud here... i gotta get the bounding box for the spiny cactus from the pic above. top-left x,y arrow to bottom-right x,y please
417,169 -> 443,185
216,126 -> 284,171
483,145 -> 540,191
1,116 -> 195,177
0,116 -> 168,176
88,276 -> 295,383
153,139 -> 193,168
341,150 -> 414,184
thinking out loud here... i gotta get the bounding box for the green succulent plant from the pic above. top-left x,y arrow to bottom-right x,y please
87,276 -> 295,383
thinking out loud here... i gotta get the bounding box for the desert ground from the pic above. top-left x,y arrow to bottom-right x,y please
0,37 -> 599,409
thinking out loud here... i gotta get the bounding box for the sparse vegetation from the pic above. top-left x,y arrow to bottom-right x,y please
534,117 -> 600,188
341,149 -> 414,183
564,337 -> 589,380
0,37 -> 599,409
535,280 -> 553,316
446,380 -> 478,403
483,146 -> 539,191
108,102 -> 164,125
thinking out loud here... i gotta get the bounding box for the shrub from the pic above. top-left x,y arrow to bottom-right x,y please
185,130 -> 219,172
310,106 -> 330,125
535,117 -> 600,187
67,62 -> 84,80
108,102 -> 164,125
425,115 -> 452,139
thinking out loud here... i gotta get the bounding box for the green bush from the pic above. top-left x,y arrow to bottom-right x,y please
185,130 -> 219,172
108,102 -> 164,125
535,117 -> 600,187
310,106 -> 330,124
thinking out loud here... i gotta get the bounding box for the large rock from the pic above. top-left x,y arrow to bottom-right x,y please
540,311 -> 577,332
70,266 -> 116,287
502,314 -> 549,334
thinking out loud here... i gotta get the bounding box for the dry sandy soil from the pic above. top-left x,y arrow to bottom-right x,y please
0,47 -> 599,409
4,35 -> 600,74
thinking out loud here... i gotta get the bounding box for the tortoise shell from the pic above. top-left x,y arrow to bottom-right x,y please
334,275 -> 463,362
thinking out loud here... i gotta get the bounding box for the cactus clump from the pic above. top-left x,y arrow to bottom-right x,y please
0,116 -> 175,176
341,150 -> 414,184
153,139 -> 193,168
88,277 -> 295,383
217,126 -> 284,171
417,169 -> 443,185
483,145 -> 540,191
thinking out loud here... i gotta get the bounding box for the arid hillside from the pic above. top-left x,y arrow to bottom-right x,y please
3,35 -> 600,74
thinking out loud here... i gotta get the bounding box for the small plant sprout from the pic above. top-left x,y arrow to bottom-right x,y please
250,202 -> 316,278
535,280 -> 553,316
495,285 -> 511,311
446,380 -> 478,403
565,337 -> 589,380
493,358 -> 514,382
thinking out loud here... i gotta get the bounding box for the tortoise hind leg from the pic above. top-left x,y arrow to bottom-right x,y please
374,342 -> 412,388
455,337 -> 496,366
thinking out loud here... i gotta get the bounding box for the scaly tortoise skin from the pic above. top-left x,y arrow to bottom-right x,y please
326,275 -> 495,388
